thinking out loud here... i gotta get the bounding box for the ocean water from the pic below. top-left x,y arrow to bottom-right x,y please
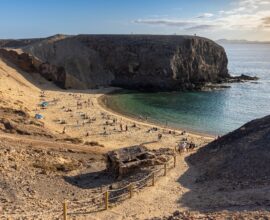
105,44 -> 270,136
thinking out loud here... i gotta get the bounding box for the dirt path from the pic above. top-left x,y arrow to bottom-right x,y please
70,153 -> 195,220
0,133 -> 105,154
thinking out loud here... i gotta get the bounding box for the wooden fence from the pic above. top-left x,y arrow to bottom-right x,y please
4,155 -> 176,220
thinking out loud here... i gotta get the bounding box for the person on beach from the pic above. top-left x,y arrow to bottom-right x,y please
177,142 -> 187,153
158,133 -> 162,140
182,142 -> 187,152
125,125 -> 128,131
120,123 -> 123,131
189,141 -> 196,150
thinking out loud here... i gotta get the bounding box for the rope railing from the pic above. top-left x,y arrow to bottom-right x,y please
4,155 -> 177,219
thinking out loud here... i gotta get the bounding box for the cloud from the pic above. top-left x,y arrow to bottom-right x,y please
133,0 -> 270,32
134,19 -> 194,27
185,25 -> 217,31
196,13 -> 214,19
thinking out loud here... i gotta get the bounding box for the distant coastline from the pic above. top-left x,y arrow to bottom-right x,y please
216,39 -> 270,44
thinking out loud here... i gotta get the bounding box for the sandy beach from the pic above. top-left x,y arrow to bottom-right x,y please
1,42 -> 270,220
39,87 -> 214,153
0,59 -> 215,219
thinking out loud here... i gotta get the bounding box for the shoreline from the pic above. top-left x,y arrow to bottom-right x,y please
96,91 -> 215,140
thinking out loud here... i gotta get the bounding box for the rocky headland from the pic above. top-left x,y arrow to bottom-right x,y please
0,34 -> 236,91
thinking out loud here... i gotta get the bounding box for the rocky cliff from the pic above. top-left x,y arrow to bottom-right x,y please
1,35 -> 230,91
20,35 -> 229,90
0,48 -> 84,89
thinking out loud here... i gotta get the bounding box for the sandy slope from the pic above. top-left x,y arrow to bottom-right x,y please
0,57 -> 214,219
1,56 -> 270,220
0,58 -> 40,109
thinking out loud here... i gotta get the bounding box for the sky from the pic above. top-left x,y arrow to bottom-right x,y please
0,0 -> 269,41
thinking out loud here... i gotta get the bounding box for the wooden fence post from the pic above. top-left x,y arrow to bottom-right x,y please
105,191 -> 109,210
63,200 -> 67,220
174,155 -> 176,168
152,172 -> 155,186
129,183 -> 133,198
164,163 -> 167,176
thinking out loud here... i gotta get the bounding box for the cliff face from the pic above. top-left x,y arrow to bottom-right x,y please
21,35 -> 229,91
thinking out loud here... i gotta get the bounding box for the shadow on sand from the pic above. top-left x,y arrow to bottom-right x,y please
64,169 -> 115,189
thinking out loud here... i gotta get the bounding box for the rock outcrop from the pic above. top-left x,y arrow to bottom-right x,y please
0,48 -> 84,89
15,34 -> 229,91
0,107 -> 54,138
0,49 -> 39,73
188,114 -> 270,189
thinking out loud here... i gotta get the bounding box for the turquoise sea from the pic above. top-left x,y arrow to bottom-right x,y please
104,43 -> 270,136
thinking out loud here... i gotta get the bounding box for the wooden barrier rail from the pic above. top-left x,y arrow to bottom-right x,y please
4,156 -> 177,220
63,200 -> 67,220
63,155 -> 177,219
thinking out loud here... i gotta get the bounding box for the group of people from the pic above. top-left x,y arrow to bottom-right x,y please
57,93 -> 201,154
119,123 -> 129,132
176,141 -> 197,153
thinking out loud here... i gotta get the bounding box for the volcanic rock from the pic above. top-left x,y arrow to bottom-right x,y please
24,35 -> 229,91
188,114 -> 270,188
